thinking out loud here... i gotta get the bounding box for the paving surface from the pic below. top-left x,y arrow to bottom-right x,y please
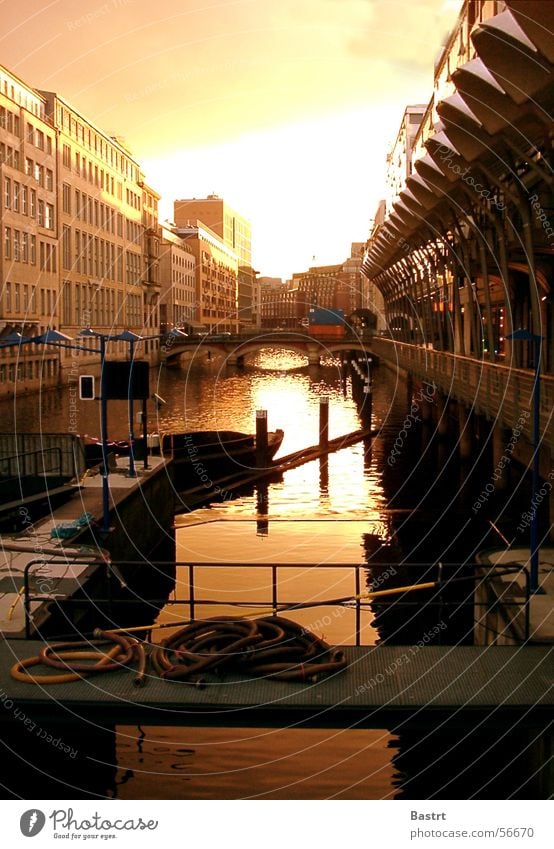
0,642 -> 551,727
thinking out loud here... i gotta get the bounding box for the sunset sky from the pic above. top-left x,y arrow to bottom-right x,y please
1,0 -> 461,279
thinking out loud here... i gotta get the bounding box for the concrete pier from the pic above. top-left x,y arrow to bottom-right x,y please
0,455 -> 174,637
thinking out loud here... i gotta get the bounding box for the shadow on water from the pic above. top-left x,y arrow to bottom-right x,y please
359,401 -> 551,800
0,362 -> 550,799
0,535 -> 177,800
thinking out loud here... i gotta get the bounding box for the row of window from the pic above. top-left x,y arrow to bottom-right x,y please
0,105 -> 20,137
24,157 -> 54,189
2,281 -> 57,316
62,281 -> 123,328
171,270 -> 195,287
62,143 -> 127,199
68,187 -> 126,236
4,227 -> 36,264
0,110 -> 54,154
126,251 -> 142,286
4,228 -> 57,272
60,281 -> 145,333
58,105 -> 140,182
0,361 -> 58,382
65,229 -> 123,282
0,76 -> 44,118
25,122 -> 53,153
0,142 -> 20,169
4,178 -> 54,227
126,188 -> 140,210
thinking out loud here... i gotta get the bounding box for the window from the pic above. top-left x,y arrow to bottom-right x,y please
63,183 -> 71,213
34,163 -> 44,186
21,186 -> 27,215
5,281 -> 11,312
30,235 -> 36,265
46,136 -> 52,155
62,225 -> 71,270
13,182 -> 19,212
4,226 -> 11,259
62,144 -> 71,168
30,189 -> 36,219
37,199 -> 44,227
45,203 -> 54,230
75,230 -> 81,273
22,232 -> 29,262
4,177 -> 11,208
46,169 -> 53,191
13,231 -> 20,262
62,280 -> 71,325
35,129 -> 44,150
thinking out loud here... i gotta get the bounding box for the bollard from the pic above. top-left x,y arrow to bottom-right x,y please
256,409 -> 269,467
319,395 -> 329,449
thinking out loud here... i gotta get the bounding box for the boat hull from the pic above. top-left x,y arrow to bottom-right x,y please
163,429 -> 284,489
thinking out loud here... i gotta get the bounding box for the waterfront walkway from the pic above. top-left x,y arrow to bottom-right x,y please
0,642 -> 551,728
0,454 -> 172,637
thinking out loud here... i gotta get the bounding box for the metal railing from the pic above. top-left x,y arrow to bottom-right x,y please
371,337 -> 554,450
21,558 -> 531,644
0,447 -> 62,481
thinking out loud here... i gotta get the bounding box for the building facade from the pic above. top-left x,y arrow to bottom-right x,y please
0,67 -> 60,396
159,225 -> 197,332
385,104 -> 427,216
141,182 -> 161,360
39,90 -> 149,377
174,194 -> 254,328
173,219 -> 238,332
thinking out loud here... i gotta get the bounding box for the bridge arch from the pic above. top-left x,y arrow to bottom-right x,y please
162,333 -> 375,368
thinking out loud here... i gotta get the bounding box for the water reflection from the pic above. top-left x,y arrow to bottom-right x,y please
0,353 -> 546,800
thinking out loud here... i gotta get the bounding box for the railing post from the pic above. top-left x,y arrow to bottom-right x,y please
189,564 -> 195,621
355,565 -> 361,647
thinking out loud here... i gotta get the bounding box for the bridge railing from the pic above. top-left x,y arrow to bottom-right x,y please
22,558 -> 530,645
371,338 -> 554,452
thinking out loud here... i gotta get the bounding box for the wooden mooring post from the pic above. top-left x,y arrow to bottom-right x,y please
256,409 -> 269,467
319,395 -> 329,449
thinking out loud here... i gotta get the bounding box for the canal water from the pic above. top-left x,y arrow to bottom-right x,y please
0,349 -> 545,799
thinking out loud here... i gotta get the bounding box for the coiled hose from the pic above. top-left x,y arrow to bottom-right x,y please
11,617 -> 346,686
150,615 -> 347,683
11,629 -> 147,686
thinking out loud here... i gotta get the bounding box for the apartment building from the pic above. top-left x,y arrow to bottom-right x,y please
142,182 -> 161,359
174,194 -> 253,327
260,278 -> 297,329
159,225 -> 197,332
38,90 -> 147,376
0,66 -> 59,396
385,104 -> 427,216
173,219 -> 238,332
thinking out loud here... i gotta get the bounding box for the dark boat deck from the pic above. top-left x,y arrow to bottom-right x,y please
1,642 -> 551,728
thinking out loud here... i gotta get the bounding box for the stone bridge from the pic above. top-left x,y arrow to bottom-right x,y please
162,331 -> 375,367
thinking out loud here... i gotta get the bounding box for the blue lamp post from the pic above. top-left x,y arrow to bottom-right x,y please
78,328 -> 112,529
1,325 -> 188,533
507,328 -> 543,593
81,329 -> 144,479
112,330 -> 142,478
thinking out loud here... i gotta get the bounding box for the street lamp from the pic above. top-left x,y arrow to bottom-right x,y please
0,328 -> 113,533
1,325 -> 188,534
507,328 -> 543,593
80,328 -> 144,479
